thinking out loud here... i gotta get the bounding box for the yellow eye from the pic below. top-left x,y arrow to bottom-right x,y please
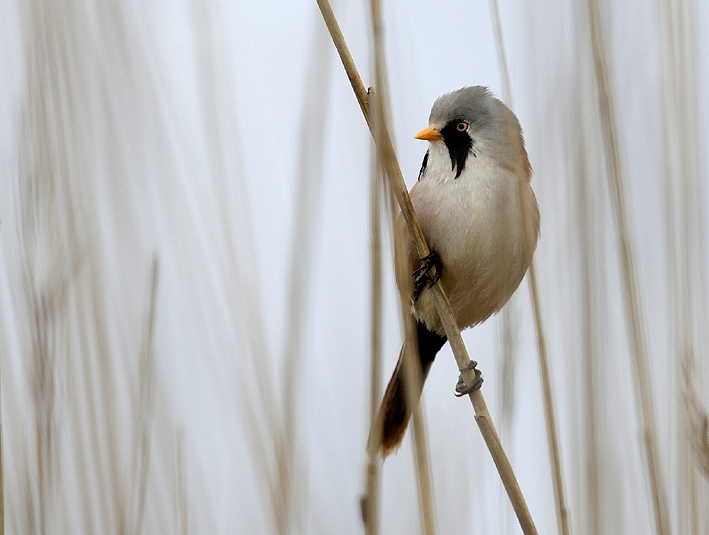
457,121 -> 468,132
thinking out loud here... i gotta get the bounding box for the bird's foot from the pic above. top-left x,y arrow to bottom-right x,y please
454,361 -> 483,397
412,250 -> 442,300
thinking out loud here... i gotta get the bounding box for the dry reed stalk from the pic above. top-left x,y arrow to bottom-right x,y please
574,130 -> 602,533
316,1 -> 538,533
680,361 -> 708,534
487,2 -> 570,533
20,3 -> 121,526
527,264 -> 569,535
587,1 -> 671,534
487,0 -> 512,106
488,0 -> 518,455
657,0 -> 706,531
403,323 -> 437,535
226,18 -> 333,533
188,2 -> 289,528
189,5 -> 293,530
275,30 -> 332,533
363,161 -> 384,535
368,0 -> 437,532
682,361 -> 709,479
131,256 -> 159,534
390,314 -> 438,535
498,301 -> 519,435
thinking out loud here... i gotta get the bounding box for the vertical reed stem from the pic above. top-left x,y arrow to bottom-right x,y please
363,152 -> 383,535
488,2 -> 570,532
369,0 -> 436,531
587,2 -> 671,534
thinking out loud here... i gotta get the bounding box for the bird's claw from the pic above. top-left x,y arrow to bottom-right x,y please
412,251 -> 442,300
454,361 -> 483,397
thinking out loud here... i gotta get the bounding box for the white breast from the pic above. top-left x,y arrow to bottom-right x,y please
402,143 -> 539,335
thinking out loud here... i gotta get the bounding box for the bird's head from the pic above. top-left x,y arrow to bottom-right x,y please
415,86 -> 530,179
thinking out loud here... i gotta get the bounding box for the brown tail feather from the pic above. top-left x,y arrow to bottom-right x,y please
369,322 -> 447,457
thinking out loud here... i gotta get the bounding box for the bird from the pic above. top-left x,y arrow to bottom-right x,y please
371,86 -> 539,457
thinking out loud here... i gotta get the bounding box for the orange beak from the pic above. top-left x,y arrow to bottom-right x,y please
414,126 -> 443,141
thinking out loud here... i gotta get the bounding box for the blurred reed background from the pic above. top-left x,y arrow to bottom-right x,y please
1,0 -> 708,533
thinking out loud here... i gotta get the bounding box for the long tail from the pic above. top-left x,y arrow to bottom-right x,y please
370,321 -> 447,457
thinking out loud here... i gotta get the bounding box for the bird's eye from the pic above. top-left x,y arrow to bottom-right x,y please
457,122 -> 468,132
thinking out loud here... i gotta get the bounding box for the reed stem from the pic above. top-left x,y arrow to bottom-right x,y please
316,1 -> 539,532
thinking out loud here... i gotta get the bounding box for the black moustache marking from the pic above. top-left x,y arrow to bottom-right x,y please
417,150 -> 429,181
440,120 -> 473,178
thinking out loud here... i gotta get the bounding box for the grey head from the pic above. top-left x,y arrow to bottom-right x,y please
425,86 -> 530,178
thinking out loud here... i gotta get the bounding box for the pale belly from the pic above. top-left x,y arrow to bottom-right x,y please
397,160 -> 539,336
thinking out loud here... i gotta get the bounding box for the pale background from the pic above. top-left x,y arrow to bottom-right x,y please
1,0 -> 708,533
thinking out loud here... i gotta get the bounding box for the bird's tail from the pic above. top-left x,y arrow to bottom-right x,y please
369,321 -> 447,457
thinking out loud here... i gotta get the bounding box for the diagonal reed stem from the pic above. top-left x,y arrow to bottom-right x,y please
587,1 -> 671,534
316,1 -> 538,533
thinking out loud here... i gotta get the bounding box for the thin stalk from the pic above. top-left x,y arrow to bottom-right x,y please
487,2 -> 570,532
316,1 -> 538,533
363,159 -> 384,535
369,0 -> 436,531
400,316 -> 437,535
659,0 -> 704,531
131,256 -> 159,534
575,129 -> 602,532
487,0 -> 512,106
528,263 -> 569,535
277,19 -> 331,533
587,2 -> 671,534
